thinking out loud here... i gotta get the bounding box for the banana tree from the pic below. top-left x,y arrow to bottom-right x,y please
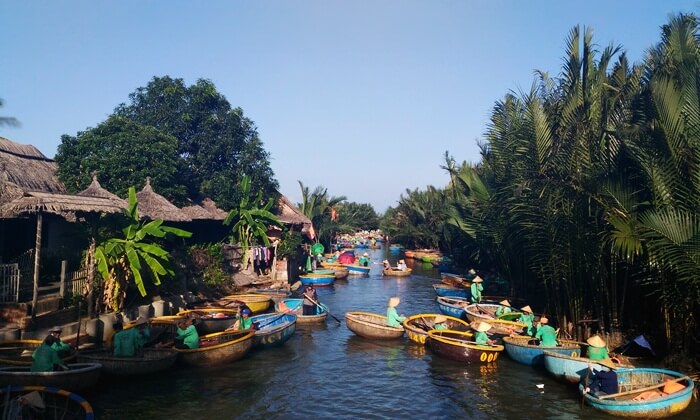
94,187 -> 192,311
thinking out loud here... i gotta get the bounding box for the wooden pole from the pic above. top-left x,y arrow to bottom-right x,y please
30,211 -> 43,319
598,376 -> 691,400
59,260 -> 67,299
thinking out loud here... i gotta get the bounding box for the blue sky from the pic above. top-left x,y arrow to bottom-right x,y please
1,1 -> 697,212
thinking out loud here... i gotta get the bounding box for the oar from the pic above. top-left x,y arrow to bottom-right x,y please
254,313 -> 289,330
597,375 -> 691,400
303,293 -> 341,324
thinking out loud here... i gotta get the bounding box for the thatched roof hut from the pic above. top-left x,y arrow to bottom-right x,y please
136,177 -> 191,222
181,197 -> 228,221
277,195 -> 312,233
0,136 -> 65,204
0,191 -> 126,220
78,173 -> 127,205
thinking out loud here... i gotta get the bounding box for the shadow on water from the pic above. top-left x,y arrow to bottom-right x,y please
89,247 -> 699,419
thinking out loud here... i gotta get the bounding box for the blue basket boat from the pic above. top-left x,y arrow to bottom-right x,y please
543,351 -> 622,384
579,368 -> 694,418
436,296 -> 469,319
249,313 -> 297,349
343,264 -> 371,275
276,298 -> 329,324
502,335 -> 581,366
433,284 -> 470,299
299,273 -> 335,286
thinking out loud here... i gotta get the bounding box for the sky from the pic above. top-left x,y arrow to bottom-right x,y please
1,1 -> 698,213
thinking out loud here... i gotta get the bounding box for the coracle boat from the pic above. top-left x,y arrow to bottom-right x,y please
580,368 -> 694,418
464,303 -> 523,323
248,313 -> 297,349
252,288 -> 292,302
0,339 -> 76,366
345,312 -> 404,340
332,267 -> 349,279
219,294 -> 272,313
0,385 -> 94,420
176,330 -> 254,367
502,335 -> 581,366
176,308 -> 239,334
77,348 -> 178,376
427,330 -> 504,364
440,272 -> 470,288
299,273 -> 335,287
342,264 -> 371,275
312,269 -> 335,275
0,363 -> 102,391
433,284 -> 469,299
436,296 -> 469,318
543,351 -> 626,384
383,268 -> 412,277
275,298 -> 328,324
403,314 -> 472,345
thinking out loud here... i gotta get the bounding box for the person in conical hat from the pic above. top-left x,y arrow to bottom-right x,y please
433,315 -> 448,330
535,316 -> 558,347
473,321 -> 495,346
496,299 -> 512,317
518,306 -> 535,336
386,297 -> 405,327
382,259 -> 391,270
470,276 -> 484,303
397,259 -> 407,271
359,252 -> 371,267
583,359 -> 619,397
586,335 -> 610,361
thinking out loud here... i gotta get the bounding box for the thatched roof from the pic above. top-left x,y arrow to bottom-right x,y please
0,191 -> 127,220
277,195 -> 312,229
181,197 -> 228,221
136,177 -> 191,222
78,173 -> 127,208
0,136 -> 65,200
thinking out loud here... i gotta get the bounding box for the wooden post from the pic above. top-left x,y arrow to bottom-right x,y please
30,211 -> 43,318
59,260 -> 67,299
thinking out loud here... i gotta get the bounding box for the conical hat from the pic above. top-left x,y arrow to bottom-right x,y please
468,269 -> 476,275
499,300 -> 511,307
587,335 -> 606,348
597,358 -> 617,369
433,315 -> 447,324
521,305 -> 532,313
19,391 -> 45,409
476,321 -> 492,332
472,276 -> 483,283
388,297 -> 400,307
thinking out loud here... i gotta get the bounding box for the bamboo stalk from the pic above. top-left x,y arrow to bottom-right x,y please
598,376 -> 691,400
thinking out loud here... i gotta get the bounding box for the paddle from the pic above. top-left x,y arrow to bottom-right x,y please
303,293 -> 341,324
598,375 -> 691,400
254,313 -> 289,330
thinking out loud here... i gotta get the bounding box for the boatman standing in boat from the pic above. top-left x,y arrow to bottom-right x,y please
518,305 -> 536,336
470,276 -> 484,303
359,252 -> 371,267
302,285 -> 318,315
31,335 -> 69,372
534,316 -> 558,346
386,297 -> 406,327
48,326 -> 71,353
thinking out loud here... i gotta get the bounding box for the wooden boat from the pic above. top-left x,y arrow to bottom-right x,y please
383,268 -> 412,277
275,298 -> 328,324
320,261 -> 343,268
77,348 -> 177,376
332,267 -> 349,279
464,303 -> 523,323
252,288 -> 292,302
0,385 -> 94,420
176,308 -> 239,334
176,330 -> 254,367
0,339 -> 76,366
543,351 -> 625,384
299,273 -> 335,286
0,363 -> 102,391
403,314 -> 472,345
312,269 -> 336,275
440,272 -> 470,288
436,296 -> 469,318
219,294 -> 272,313
433,283 -> 469,299
342,264 -> 371,275
580,368 -> 694,418
502,335 -> 581,366
427,330 -> 504,364
248,313 -> 297,349
345,312 -> 404,340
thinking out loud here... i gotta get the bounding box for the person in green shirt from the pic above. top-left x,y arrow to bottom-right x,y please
31,335 -> 68,372
48,326 -> 72,353
432,315 -> 448,330
470,276 -> 484,303
518,305 -> 535,336
535,316 -> 558,347
234,308 -> 254,330
174,318 -> 200,349
587,335 -> 610,360
386,296 -> 406,327
473,321 -> 496,346
358,252 -> 371,267
113,318 -> 149,357
495,300 -> 512,317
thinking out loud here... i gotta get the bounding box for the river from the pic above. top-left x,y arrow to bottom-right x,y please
89,250 -> 699,419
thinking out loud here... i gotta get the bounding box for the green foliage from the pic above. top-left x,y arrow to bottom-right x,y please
188,243 -> 228,287
297,181 -> 347,246
277,230 -> 303,260
334,202 -> 380,232
94,187 -> 192,311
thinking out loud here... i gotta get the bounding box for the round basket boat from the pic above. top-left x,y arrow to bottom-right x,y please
383,268 -> 412,277
219,294 -> 272,313
502,335 -> 581,366
0,339 -> 77,366
427,330 -> 504,364
77,348 -> 178,376
299,273 -> 335,287
345,312 -> 404,340
275,299 -> 328,324
176,308 -> 239,334
464,303 -> 523,323
0,363 -> 102,391
176,330 -> 254,367
252,289 -> 292,302
0,385 -> 95,420
403,314 -> 472,345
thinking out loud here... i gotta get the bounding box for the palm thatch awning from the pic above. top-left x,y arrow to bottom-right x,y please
136,177 -> 191,222
181,197 -> 228,221
0,191 -> 126,220
78,173 -> 127,206
0,136 -> 65,203
277,195 -> 312,231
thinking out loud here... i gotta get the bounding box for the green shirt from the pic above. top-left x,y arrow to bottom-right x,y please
31,343 -> 62,372
113,328 -> 142,357
588,345 -> 609,360
359,256 -> 370,266
433,323 -> 448,330
495,306 -> 512,317
51,340 -> 71,353
386,307 -> 405,327
238,317 -> 253,330
470,283 -> 483,303
519,313 -> 535,335
474,331 -> 490,345
177,325 -> 200,349
535,324 -> 558,347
